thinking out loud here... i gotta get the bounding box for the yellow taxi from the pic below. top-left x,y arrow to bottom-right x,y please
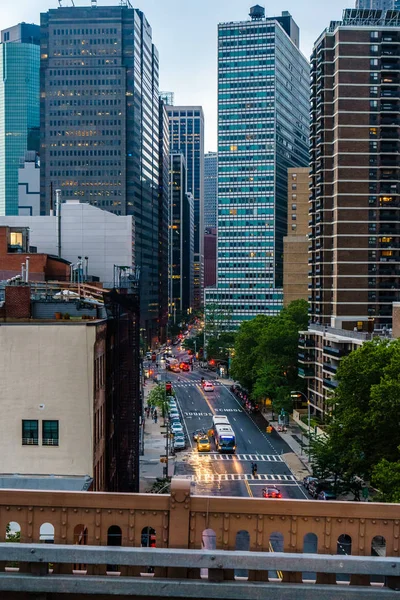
197,436 -> 211,453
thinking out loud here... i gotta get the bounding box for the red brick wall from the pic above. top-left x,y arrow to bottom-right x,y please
5,286 -> 31,319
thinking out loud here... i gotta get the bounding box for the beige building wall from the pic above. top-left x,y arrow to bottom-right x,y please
283,167 -> 310,306
0,324 -> 95,476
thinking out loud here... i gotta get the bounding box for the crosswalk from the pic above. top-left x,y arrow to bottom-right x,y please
193,473 -> 296,483
190,453 -> 283,462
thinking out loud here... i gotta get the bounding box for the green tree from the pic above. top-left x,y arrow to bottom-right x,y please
147,384 -> 169,420
372,456 -> 400,503
206,332 -> 236,362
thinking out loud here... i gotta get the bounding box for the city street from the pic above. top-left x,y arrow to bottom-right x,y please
147,348 -> 308,501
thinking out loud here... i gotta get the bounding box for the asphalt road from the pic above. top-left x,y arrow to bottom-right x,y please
148,348 -> 308,502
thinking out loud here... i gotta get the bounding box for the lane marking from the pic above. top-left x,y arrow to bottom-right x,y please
245,479 -> 253,497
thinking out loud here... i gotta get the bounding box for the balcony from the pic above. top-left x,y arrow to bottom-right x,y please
323,345 -> 347,358
298,351 -> 315,363
298,367 -> 315,378
323,362 -> 338,374
323,377 -> 338,389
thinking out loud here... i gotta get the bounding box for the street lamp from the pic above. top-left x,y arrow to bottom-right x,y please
290,390 -> 311,462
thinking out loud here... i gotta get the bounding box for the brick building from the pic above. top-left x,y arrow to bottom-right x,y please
0,226 -> 70,281
302,8 -> 400,419
283,168 -> 309,306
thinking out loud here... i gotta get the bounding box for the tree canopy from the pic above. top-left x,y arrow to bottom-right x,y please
310,337 -> 400,501
230,300 -> 308,412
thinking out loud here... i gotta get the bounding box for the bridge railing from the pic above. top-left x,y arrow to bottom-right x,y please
0,478 -> 399,593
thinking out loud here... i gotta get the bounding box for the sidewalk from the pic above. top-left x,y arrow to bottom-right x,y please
139,380 -> 175,493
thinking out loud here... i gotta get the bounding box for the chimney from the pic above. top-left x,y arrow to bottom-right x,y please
5,285 -> 31,319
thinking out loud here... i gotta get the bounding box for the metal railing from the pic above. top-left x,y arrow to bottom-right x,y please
0,543 -> 399,599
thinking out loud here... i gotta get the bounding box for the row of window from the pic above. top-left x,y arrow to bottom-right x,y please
48,79 -> 122,87
52,28 -> 119,35
22,420 -> 59,446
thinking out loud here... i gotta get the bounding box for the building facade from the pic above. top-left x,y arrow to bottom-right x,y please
0,200 -> 134,286
356,0 -> 398,9
18,151 -> 40,216
303,9 -> 400,418
0,23 -> 40,216
204,151 -> 218,229
40,5 -> 160,337
204,227 -> 217,288
158,98 -> 170,342
169,153 -> 194,317
205,6 -> 309,329
283,167 -> 309,306
166,105 -> 204,309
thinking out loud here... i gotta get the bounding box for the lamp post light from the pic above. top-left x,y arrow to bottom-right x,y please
290,390 -> 311,463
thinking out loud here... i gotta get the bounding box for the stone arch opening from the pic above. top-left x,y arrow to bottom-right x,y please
201,529 -> 217,579
5,522 -> 21,570
302,533 -> 318,582
40,523 -> 55,544
107,525 -> 122,573
371,535 -> 386,585
235,530 -> 250,580
268,531 -> 284,582
337,534 -> 352,583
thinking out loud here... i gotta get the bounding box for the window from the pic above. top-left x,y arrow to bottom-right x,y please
22,420 -> 38,445
370,31 -> 379,40
370,100 -> 378,110
42,420 -> 59,446
370,59 -> 379,67
292,203 -> 297,210
291,173 -> 297,181
371,45 -> 379,54
292,184 -> 297,190
291,224 -> 297,231
292,214 -> 297,220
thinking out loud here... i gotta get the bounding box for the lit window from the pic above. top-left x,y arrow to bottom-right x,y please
230,145 -> 238,151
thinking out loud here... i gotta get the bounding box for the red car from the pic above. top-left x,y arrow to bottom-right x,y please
179,362 -> 190,372
262,487 -> 282,499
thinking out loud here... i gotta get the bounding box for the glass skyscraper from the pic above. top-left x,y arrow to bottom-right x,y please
205,7 -> 309,329
0,24 -> 40,216
204,151 -> 217,229
40,5 -> 160,337
166,106 -> 204,308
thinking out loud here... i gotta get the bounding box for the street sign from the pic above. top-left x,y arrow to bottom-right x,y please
362,486 -> 369,500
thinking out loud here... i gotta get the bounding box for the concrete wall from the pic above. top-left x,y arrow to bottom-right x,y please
18,158 -> 40,216
0,201 -> 134,285
0,323 -> 95,476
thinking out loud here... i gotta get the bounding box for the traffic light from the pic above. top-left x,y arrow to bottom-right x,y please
165,381 -> 172,396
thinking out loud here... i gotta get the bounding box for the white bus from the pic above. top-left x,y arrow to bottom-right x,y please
212,415 -> 229,427
213,422 -> 236,453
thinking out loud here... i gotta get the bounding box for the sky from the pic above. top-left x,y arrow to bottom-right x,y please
0,0 -> 349,151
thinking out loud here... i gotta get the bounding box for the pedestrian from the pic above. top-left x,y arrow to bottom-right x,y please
145,406 -> 150,419
150,406 -> 154,418
153,410 -> 158,424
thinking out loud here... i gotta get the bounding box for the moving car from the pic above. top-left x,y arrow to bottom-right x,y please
262,487 -> 282,499
179,362 -> 190,372
193,428 -> 207,441
203,381 -> 214,392
146,352 -> 152,360
197,436 -> 211,452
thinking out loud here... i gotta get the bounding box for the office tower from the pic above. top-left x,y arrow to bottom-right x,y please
169,154 -> 194,317
356,0 -> 395,8
166,105 -> 204,309
204,151 -> 217,229
301,9 -> 400,419
204,227 -> 217,288
205,6 -> 309,329
158,98 -> 170,343
0,24 -> 40,216
283,167 -> 309,306
160,91 -> 174,106
40,5 -> 160,339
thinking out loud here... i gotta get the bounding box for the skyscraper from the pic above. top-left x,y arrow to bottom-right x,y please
205,6 -> 309,329
158,98 -> 170,342
40,4 -> 160,338
166,105 -> 204,309
204,151 -> 217,229
169,153 -> 194,316
302,8 -> 400,419
356,0 -> 396,8
0,24 -> 40,216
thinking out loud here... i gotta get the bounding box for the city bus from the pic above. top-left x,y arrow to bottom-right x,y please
213,420 -> 236,453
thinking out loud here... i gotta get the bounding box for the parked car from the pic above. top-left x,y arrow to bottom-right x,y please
303,476 -> 318,490
169,408 -> 180,419
169,415 -> 181,424
171,422 -> 184,435
317,489 -> 337,501
203,382 -> 214,392
262,487 -> 282,499
146,352 -> 152,360
173,435 -> 186,450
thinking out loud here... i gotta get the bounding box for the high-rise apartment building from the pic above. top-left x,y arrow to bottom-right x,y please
0,24 -> 40,216
40,5 -> 160,339
205,6 -> 309,329
302,8 -> 400,419
356,0 -> 396,8
169,154 -> 194,316
204,151 -> 217,229
166,106 -> 204,308
283,167 -> 309,306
